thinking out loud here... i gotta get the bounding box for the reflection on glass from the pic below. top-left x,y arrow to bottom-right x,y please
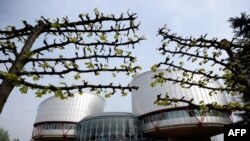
142,109 -> 230,124
76,116 -> 141,141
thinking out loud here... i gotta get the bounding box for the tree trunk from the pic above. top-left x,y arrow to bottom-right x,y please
0,21 -> 45,113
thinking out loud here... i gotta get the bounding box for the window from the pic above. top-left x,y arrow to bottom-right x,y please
76,116 -> 142,141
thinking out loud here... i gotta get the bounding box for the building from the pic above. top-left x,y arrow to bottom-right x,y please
32,93 -> 105,141
76,112 -> 142,141
32,70 -> 231,141
131,70 -> 232,141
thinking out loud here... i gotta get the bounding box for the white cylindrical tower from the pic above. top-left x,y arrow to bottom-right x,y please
32,93 -> 105,141
131,70 -> 231,140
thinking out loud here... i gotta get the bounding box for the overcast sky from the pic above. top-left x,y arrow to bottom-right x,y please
0,0 -> 249,140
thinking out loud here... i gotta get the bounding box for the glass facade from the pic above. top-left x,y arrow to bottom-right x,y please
34,122 -> 76,130
142,109 -> 230,124
76,113 -> 142,141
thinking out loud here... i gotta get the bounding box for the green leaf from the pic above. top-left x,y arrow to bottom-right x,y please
95,72 -> 100,76
121,91 -> 128,96
182,72 -> 189,77
55,90 -> 64,99
114,33 -> 119,40
198,80 -> 204,85
94,8 -> 99,14
179,61 -> 183,66
198,68 -> 205,73
85,62 -> 94,69
74,73 -> 81,80
151,64 -> 158,72
191,39 -> 197,46
155,77 -> 165,85
151,82 -> 156,87
128,67 -> 134,73
115,48 -> 123,55
192,58 -> 197,62
137,66 -> 142,71
33,75 -> 40,81
120,64 -> 126,68
19,85 -> 28,94
96,89 -> 101,94
105,93 -> 111,98
100,33 -> 107,41
51,23 -> 61,29
39,62 -> 50,69
35,90 -> 43,97
69,37 -> 78,43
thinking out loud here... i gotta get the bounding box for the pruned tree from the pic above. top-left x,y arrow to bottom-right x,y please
0,9 -> 144,113
152,12 -> 250,118
0,128 -> 10,141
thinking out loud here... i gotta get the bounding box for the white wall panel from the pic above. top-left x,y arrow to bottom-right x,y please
33,93 -> 105,139
35,93 -> 105,123
131,70 -> 228,115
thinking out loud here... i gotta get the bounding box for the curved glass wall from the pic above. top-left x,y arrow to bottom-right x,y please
141,109 -> 231,124
32,122 -> 77,140
76,113 -> 142,141
34,122 -> 76,130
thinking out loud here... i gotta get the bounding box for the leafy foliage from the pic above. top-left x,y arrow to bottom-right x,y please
0,9 -> 144,112
229,12 -> 250,125
152,12 -> 250,114
0,128 -> 10,141
229,12 -> 250,38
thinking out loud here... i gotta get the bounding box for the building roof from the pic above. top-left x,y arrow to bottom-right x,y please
80,112 -> 138,121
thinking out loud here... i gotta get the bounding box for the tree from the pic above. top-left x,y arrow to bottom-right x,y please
229,12 -> 250,125
152,12 -> 250,117
0,128 -> 10,141
229,12 -> 250,38
0,9 -> 144,113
